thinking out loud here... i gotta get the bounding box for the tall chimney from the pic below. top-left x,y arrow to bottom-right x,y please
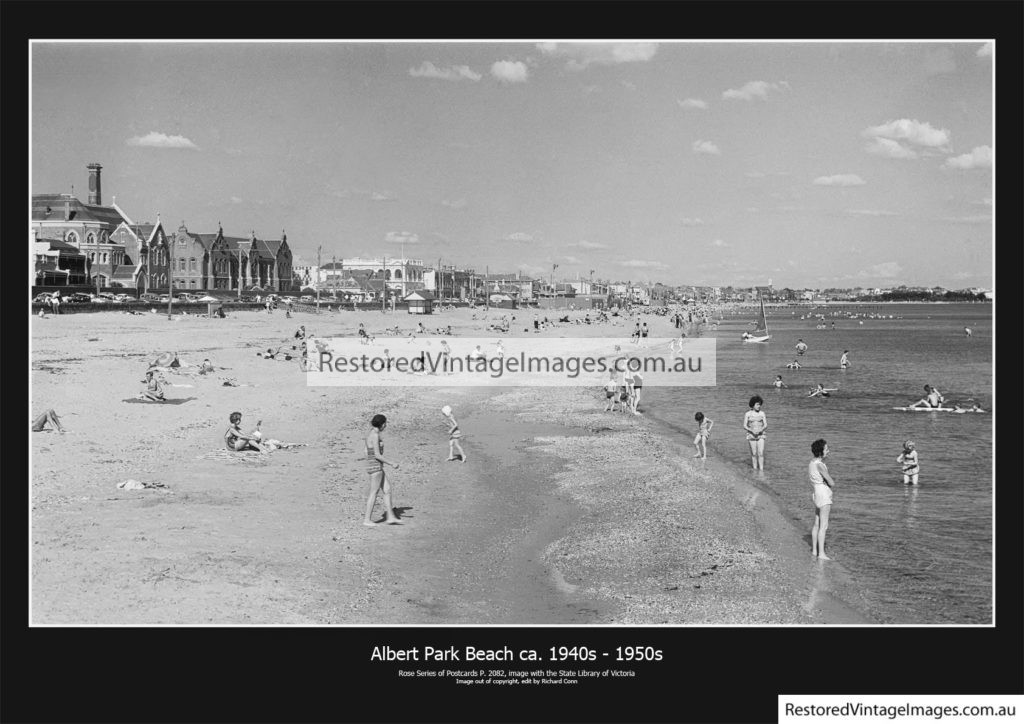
87,163 -> 103,205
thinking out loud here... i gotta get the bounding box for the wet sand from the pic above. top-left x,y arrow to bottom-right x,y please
30,305 -> 871,624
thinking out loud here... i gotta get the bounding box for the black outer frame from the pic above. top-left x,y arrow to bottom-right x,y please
4,2 -> 1021,722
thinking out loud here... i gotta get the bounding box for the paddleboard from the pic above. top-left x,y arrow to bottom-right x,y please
891,407 -> 987,413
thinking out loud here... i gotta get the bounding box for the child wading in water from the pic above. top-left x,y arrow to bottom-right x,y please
693,412 -> 713,459
809,438 -> 835,560
364,414 -> 402,526
896,440 -> 919,485
441,405 -> 467,462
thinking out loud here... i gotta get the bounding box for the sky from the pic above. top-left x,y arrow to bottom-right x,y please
31,41 -> 994,289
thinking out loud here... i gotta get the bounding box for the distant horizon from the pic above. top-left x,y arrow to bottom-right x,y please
32,41 -> 994,289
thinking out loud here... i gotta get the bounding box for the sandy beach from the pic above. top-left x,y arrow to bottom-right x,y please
30,305 -> 871,624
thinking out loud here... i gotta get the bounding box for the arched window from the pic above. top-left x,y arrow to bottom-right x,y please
99,232 -> 107,243
385,269 -> 392,280
66,231 -> 78,245
189,257 -> 196,272
394,269 -> 403,280
87,233 -> 96,244
89,252 -> 96,262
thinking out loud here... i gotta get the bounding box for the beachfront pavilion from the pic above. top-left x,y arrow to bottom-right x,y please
404,290 -> 435,314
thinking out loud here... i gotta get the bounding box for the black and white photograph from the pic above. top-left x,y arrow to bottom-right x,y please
9,5 -> 1022,722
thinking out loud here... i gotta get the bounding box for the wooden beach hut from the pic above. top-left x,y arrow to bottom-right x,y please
404,290 -> 434,314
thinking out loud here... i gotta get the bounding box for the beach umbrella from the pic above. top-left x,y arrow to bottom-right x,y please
197,295 -> 218,302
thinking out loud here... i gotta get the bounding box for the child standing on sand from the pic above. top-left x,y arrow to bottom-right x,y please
693,412 -> 713,459
897,440 -> 919,485
442,405 -> 467,462
809,438 -> 834,560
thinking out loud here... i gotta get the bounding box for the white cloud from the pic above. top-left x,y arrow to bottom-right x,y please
865,137 -> 919,159
504,232 -> 535,243
845,209 -> 898,217
859,261 -> 902,278
370,191 -> 397,202
536,42 -> 658,70
441,198 -> 467,210
677,98 -> 708,110
618,259 -> 669,270
385,231 -> 419,244
573,240 -> 608,250
943,145 -> 992,170
680,217 -> 705,226
938,215 -> 992,225
409,62 -> 482,82
712,239 -> 730,248
813,174 -> 866,187
516,263 -> 548,277
862,119 -> 951,149
977,42 -> 994,57
692,140 -> 720,155
562,255 -> 582,265
491,60 -> 529,84
722,80 -> 789,101
126,131 -> 199,150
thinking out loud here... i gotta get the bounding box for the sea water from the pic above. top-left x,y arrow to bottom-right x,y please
643,303 -> 993,624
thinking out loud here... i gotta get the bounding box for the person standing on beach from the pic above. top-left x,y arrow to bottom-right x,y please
809,438 -> 834,560
364,414 -> 402,526
603,369 -> 620,412
896,440 -> 919,485
742,395 -> 767,470
441,405 -> 467,463
693,412 -> 713,459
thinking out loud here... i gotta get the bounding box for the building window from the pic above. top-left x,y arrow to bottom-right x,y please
189,257 -> 196,272
189,279 -> 196,288
394,269 -> 403,280
87,233 -> 96,244
66,231 -> 78,245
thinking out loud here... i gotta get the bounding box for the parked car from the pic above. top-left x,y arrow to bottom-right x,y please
67,292 -> 92,303
299,295 -> 314,303
114,294 -> 133,302
175,293 -> 201,302
33,292 -> 54,303
139,293 -> 160,303
158,295 -> 173,303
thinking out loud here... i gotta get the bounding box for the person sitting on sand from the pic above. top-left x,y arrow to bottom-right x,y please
809,438 -> 834,560
441,405 -> 467,462
364,414 -> 402,526
198,358 -> 215,375
141,369 -> 166,402
32,409 -> 66,433
295,325 -> 306,340
224,412 -> 267,452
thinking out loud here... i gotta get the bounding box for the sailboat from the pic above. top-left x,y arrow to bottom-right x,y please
742,291 -> 771,343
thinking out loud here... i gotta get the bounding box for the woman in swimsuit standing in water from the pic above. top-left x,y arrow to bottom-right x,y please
363,414 -> 402,526
742,395 -> 767,470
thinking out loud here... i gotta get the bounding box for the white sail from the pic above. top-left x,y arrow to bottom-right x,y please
742,290 -> 771,342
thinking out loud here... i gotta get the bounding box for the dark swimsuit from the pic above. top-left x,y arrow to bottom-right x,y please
366,436 -> 384,474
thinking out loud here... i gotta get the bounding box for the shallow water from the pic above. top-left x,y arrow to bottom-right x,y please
642,303 -> 993,624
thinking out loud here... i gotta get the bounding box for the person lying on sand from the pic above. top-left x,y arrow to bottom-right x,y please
249,429 -> 306,450
224,412 -> 268,453
32,409 -> 66,432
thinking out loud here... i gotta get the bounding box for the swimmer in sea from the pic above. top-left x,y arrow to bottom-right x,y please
795,339 -> 808,356
840,350 -> 851,370
896,440 -> 919,485
808,383 -> 831,398
773,375 -> 788,389
786,359 -> 803,370
809,438 -> 834,560
910,384 -> 943,409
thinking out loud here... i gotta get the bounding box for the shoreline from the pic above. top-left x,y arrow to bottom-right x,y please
32,307 -> 875,624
